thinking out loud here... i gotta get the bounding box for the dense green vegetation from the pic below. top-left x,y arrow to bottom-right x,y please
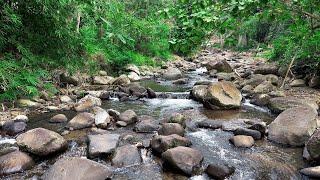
0,0 -> 319,100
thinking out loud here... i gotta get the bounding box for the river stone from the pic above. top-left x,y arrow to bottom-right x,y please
254,63 -> 278,75
242,74 -> 279,87
60,95 -> 73,103
16,128 -> 67,156
126,64 -> 140,75
119,110 -> 137,125
300,166 -> 320,178
197,120 -> 223,130
305,129 -> 320,160
229,135 -> 254,148
290,79 -> 306,87
49,114 -> 68,123
163,67 -> 183,80
190,85 -> 208,102
88,134 -> 120,157
92,107 -> 110,129
68,112 -> 95,130
268,97 -> 318,114
151,134 -> 191,154
43,157 -> 112,180
17,99 -> 41,108
146,87 -> 157,98
60,72 -> 79,86
203,81 -> 242,110
2,120 -> 27,135
162,146 -> 203,176
134,115 -> 159,133
116,121 -> 127,127
13,115 -> 28,122
216,72 -> 237,81
112,145 -> 141,167
0,151 -> 34,175
158,123 -> 185,136
205,164 -> 235,180
112,74 -> 131,85
234,128 -> 262,140
309,75 -> 320,88
205,59 -> 233,73
249,123 -> 267,136
172,78 -> 188,85
168,113 -> 186,127
268,106 -> 318,146
250,94 -> 271,106
253,81 -> 276,94
93,76 -> 113,85
0,139 -> 18,156
107,109 -> 120,120
241,85 -> 254,94
99,70 -> 108,76
128,72 -> 141,81
74,95 -> 102,112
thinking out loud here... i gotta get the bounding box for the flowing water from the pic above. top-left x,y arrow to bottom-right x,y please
2,68 -> 308,180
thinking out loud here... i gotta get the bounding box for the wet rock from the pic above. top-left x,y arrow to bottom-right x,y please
151,134 -> 191,154
0,139 -> 18,156
93,76 -> 113,85
2,120 -> 27,135
300,166 -> 320,178
162,146 -> 203,176
60,72 -> 79,86
250,94 -> 270,106
190,85 -> 208,102
68,112 -> 95,130
205,164 -> 235,180
234,128 -> 262,140
119,110 -> 137,125
197,120 -> 223,130
0,151 -> 34,175
205,59 -> 233,73
107,109 -> 120,120
116,121 -> 127,127
112,145 -> 141,167
203,81 -> 242,110
268,106 -> 318,146
60,95 -> 73,103
17,99 -> 41,108
229,135 -> 254,148
128,72 -> 141,81
92,107 -> 110,129
43,157 -> 112,180
134,115 -> 159,133
49,114 -> 68,123
290,79 -> 306,87
74,95 -> 102,112
163,67 -> 183,80
194,81 -> 212,86
16,128 -> 67,156
146,88 -> 157,98
112,75 -> 131,85
168,113 -> 186,127
268,97 -> 318,114
254,63 -> 278,75
305,129 -> 320,160
158,123 -> 185,136
253,81 -> 276,94
88,133 -> 120,157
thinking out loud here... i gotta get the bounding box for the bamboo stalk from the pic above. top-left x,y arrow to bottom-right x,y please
280,55 -> 296,89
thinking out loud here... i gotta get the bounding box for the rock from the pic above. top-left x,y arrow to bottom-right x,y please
116,121 -> 127,127
162,146 -> 203,176
49,114 -> 68,123
16,128 -> 67,156
107,109 -> 120,120
254,63 -> 278,75
197,120 -> 223,130
241,85 -> 254,94
300,166 -> 320,178
92,107 -> 110,129
229,135 -> 254,148
190,85 -> 208,102
268,106 -> 318,146
128,72 -> 141,81
99,70 -> 108,76
205,164 -> 235,180
112,75 -> 131,85
17,99 -> 41,108
203,81 -> 242,110
163,67 -> 183,80
0,139 -> 18,156
43,157 -> 112,180
68,112 -> 95,130
158,123 -> 185,136
126,64 -> 140,75
253,81 -> 276,94
12,115 -> 28,122
151,134 -> 191,154
112,145 -> 141,167
249,123 -> 267,136
60,72 -> 79,86
134,115 -> 159,133
60,95 -> 73,103
205,60 -> 233,73
250,94 -> 270,106
125,84 -> 147,97
290,79 -> 306,87
88,134 -> 120,157
172,78 -> 188,85
309,75 -> 320,88
74,95 -> 102,112
268,97 -> 318,114
119,110 -> 137,125
2,120 -> 27,135
216,72 -> 237,81
268,90 -> 286,97
305,129 -> 320,160
242,74 -> 279,87
93,76 -> 113,85
146,88 -> 157,98
0,151 -> 34,175
168,113 -> 186,127
234,128 -> 262,140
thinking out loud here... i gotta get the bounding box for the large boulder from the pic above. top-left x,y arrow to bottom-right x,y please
162,146 -> 203,176
112,145 -> 141,167
88,134 -> 120,158
205,60 -> 233,73
268,97 -> 318,114
74,95 -> 102,112
163,67 -> 183,80
151,134 -> 191,154
16,128 -> 67,156
119,110 -> 137,125
92,107 -> 110,129
134,115 -> 159,133
158,123 -> 185,136
268,106 -> 318,146
0,151 -> 34,175
68,112 -> 95,130
305,129 -> 320,160
43,157 -> 112,180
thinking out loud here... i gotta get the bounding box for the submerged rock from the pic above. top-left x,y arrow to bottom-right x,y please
205,164 -> 235,180
16,128 -> 67,156
229,135 -> 254,148
112,145 -> 141,167
43,157 -> 112,180
151,134 -> 191,154
162,146 -> 203,176
268,106 -> 318,146
0,151 -> 34,175
68,112 -> 95,130
88,134 -> 120,158
158,123 -> 185,136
